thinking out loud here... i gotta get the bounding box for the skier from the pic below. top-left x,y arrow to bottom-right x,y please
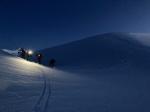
18,48 -> 22,57
36,53 -> 42,64
49,58 -> 56,68
18,48 -> 26,59
26,50 -> 33,60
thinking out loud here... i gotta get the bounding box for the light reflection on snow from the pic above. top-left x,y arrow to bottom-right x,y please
129,33 -> 150,46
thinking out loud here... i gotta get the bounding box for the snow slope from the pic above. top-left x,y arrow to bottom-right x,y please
1,33 -> 150,112
40,33 -> 150,69
1,49 -> 150,112
0,50 -> 49,112
0,50 -> 100,112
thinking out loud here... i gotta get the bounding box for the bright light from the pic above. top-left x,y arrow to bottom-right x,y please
28,50 -> 33,55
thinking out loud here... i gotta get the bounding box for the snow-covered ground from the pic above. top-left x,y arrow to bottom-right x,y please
1,51 -> 150,112
0,50 -> 99,112
1,33 -> 150,112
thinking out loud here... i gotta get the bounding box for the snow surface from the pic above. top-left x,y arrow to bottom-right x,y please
2,49 -> 19,56
129,33 -> 150,47
1,33 -> 150,112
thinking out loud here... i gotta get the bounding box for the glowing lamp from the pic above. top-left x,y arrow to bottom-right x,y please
28,50 -> 33,55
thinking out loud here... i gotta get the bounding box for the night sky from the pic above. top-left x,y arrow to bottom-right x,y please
0,0 -> 150,50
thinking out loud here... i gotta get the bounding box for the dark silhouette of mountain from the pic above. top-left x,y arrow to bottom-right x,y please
40,33 -> 150,69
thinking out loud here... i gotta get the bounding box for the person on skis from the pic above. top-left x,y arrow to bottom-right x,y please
49,58 -> 56,68
26,50 -> 33,60
36,53 -> 43,64
18,48 -> 26,59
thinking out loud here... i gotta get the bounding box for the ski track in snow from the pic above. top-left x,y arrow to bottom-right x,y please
33,67 -> 51,112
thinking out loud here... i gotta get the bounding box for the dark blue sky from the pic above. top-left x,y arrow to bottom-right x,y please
0,0 -> 150,49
